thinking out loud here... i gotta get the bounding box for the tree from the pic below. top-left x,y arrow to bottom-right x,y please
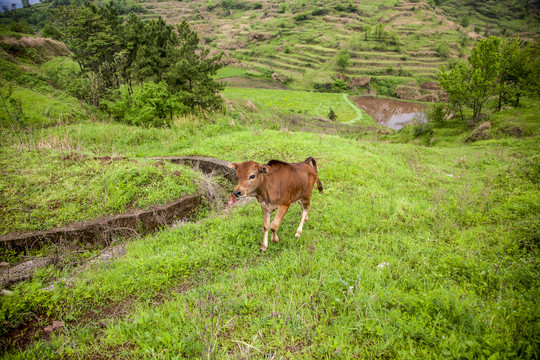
49,3 -> 224,114
164,20 -> 224,111
497,37 -> 535,109
364,24 -> 371,41
52,3 -> 122,105
439,36 -> 501,123
336,49 -> 350,71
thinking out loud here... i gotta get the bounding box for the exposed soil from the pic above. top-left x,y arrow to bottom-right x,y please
351,96 -> 427,130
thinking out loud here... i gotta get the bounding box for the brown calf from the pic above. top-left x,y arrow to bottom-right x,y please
228,157 -> 323,252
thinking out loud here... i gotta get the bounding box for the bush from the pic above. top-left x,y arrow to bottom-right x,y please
427,102 -> 446,123
105,82 -> 187,127
252,1 -> 262,9
412,118 -> 431,137
328,108 -> 337,121
332,78 -> 347,91
311,7 -> 327,16
294,13 -> 309,21
436,42 -> 450,58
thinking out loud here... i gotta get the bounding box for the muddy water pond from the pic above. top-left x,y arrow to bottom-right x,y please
351,96 -> 426,130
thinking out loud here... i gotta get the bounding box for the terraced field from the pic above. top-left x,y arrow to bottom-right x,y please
141,0 -> 498,98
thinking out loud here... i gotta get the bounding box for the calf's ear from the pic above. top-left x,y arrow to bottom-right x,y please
259,165 -> 269,173
228,163 -> 238,170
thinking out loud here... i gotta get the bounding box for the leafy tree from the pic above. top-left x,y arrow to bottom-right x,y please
364,24 -> 371,41
375,23 -> 386,40
51,3 -> 122,105
497,37 -> 535,109
336,49 -> 350,71
439,36 -> 501,122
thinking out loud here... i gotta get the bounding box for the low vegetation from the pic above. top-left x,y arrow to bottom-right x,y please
0,0 -> 539,359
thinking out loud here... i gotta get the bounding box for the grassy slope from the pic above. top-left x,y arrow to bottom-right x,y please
144,0 -> 539,93
223,87 -> 371,124
2,112 -> 539,358
0,3 -> 539,357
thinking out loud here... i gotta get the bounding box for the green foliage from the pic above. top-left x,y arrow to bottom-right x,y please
332,78 -> 347,91
371,78 -> 399,97
293,12 -> 309,21
105,82 -> 187,127
435,41 -> 450,58
439,36 -> 504,122
459,14 -> 470,27
327,107 -> 337,120
165,20 -> 224,111
336,49 -> 350,71
427,102 -> 447,123
497,37 -> 536,110
47,4 -> 223,112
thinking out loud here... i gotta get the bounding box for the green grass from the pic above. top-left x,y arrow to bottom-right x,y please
0,145 -> 202,235
213,66 -> 247,79
1,121 -> 539,358
223,87 -> 373,124
0,83 -> 88,128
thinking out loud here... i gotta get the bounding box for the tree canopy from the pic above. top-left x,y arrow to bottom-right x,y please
439,36 -> 537,123
47,2 -> 224,122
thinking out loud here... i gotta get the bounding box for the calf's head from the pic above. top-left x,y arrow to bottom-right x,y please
228,161 -> 268,198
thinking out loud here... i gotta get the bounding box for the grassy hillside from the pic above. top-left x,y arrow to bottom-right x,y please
0,2 -> 539,358
1,119 -> 539,358
143,0 -> 539,98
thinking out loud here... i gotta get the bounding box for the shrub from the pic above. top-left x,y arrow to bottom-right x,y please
294,13 -> 309,21
328,108 -> 337,121
252,2 -> 262,9
427,102 -> 446,123
105,82 -> 187,127
336,50 -> 350,71
311,7 -> 327,16
436,42 -> 450,58
333,78 -> 347,91
412,118 -> 431,137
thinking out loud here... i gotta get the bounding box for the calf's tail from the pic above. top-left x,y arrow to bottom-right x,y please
305,157 -> 323,194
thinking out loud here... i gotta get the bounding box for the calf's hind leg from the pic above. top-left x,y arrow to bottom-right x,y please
295,200 -> 310,238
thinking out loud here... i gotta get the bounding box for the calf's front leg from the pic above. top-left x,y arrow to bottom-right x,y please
261,206 -> 271,252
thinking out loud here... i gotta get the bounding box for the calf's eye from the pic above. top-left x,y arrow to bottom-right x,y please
249,174 -> 255,179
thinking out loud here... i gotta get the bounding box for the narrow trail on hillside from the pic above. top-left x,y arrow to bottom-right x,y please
342,93 -> 367,124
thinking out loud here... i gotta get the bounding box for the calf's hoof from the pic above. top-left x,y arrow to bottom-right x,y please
271,236 -> 280,243
295,231 -> 302,238
260,247 -> 267,252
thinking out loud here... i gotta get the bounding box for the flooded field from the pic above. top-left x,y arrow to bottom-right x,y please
351,96 -> 426,130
